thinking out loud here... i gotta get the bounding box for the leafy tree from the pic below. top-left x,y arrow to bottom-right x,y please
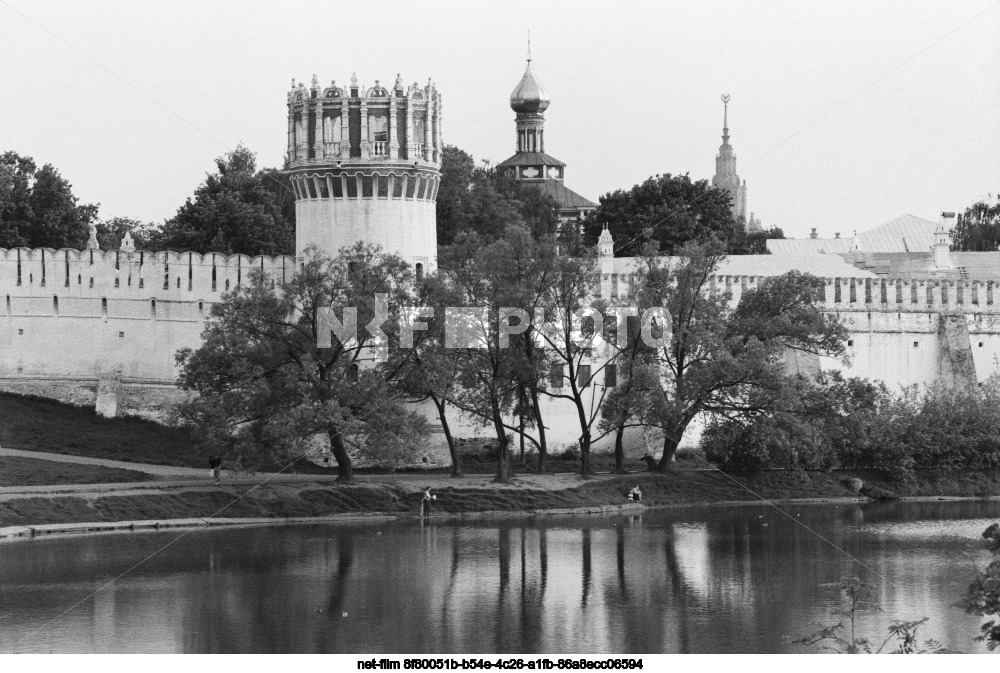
533,249 -> 616,474
435,145 -> 560,245
732,225 -> 785,255
156,145 -> 294,255
439,227 -> 549,483
951,194 -> 1000,251
0,151 -> 98,249
95,216 -> 160,251
616,242 -> 846,470
391,272 -> 467,476
580,173 -> 742,257
176,243 -> 426,481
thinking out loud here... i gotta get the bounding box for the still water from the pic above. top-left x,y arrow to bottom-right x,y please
1,500 -> 998,653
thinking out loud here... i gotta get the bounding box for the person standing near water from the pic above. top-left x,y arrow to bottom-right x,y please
628,485 -> 642,503
422,487 -> 436,516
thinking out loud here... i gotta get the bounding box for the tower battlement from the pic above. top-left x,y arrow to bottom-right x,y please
285,73 -> 441,272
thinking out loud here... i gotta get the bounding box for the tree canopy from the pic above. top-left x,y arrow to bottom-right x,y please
580,173 -> 743,257
0,151 -> 98,249
154,145 -> 295,256
436,145 -> 560,245
950,194 -> 1000,251
176,243 -> 426,480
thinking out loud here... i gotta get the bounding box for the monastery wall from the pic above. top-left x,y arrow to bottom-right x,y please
0,248 -> 294,418
4,251 -> 1000,454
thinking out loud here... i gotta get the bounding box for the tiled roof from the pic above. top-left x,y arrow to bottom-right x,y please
522,179 -> 597,210
846,251 -> 1000,281
766,214 -> 939,255
496,151 -> 566,168
605,254 -> 878,279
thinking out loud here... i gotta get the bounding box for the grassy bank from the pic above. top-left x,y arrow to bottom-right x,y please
0,457 -> 154,487
3,469 -> 999,529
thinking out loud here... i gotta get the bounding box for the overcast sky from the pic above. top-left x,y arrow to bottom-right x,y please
1,0 -> 997,241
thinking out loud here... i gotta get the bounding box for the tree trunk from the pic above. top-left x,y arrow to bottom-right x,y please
613,422 -> 626,473
580,434 -> 592,477
492,404 -> 510,484
530,387 -> 548,472
657,433 -> 681,471
329,427 -> 353,482
519,413 -> 525,465
433,395 -> 461,477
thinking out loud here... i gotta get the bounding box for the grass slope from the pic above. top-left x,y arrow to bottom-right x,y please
0,457 -> 153,486
0,393 -> 200,466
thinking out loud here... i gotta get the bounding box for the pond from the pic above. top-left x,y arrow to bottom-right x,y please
1,500 -> 998,653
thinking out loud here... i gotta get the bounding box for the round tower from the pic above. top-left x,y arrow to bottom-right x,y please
285,73 -> 442,274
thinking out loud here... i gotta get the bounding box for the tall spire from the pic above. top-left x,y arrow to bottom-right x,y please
721,93 -> 731,146
527,30 -> 531,62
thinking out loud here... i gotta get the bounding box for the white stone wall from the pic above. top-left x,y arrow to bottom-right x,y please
296,195 -> 438,271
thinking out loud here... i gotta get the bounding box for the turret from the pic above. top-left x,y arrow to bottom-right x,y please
284,72 -> 442,273
598,225 -> 614,257
934,211 -> 955,269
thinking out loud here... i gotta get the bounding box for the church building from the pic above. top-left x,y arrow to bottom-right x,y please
496,54 -> 597,231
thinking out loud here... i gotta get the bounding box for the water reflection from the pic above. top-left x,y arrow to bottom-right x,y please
1,500 -> 997,653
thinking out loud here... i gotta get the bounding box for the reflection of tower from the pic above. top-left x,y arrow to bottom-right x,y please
284,72 -> 442,273
497,47 -> 596,229
711,94 -> 749,225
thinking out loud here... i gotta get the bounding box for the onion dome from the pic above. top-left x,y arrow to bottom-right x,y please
510,59 -> 550,114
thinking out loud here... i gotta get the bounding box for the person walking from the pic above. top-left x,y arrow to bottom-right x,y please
209,455 -> 222,484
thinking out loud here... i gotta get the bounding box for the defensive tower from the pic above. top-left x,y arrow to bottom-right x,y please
285,73 -> 442,273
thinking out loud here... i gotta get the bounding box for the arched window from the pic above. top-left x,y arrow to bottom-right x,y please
415,263 -> 424,283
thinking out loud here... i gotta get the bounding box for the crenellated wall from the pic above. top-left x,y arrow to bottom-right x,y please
0,248 -> 294,415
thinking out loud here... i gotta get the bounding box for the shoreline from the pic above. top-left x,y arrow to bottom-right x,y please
3,494 -> 997,543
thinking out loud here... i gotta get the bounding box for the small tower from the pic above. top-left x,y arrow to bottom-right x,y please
598,225 -> 614,257
711,94 -> 748,223
120,230 -> 135,253
934,211 -> 955,269
284,72 -> 442,273
496,45 -> 596,230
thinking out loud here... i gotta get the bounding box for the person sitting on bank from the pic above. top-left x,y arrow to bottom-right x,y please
422,487 -> 437,516
628,485 -> 642,503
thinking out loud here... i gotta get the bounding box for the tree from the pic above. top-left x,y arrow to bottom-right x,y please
533,249 -> 616,474
391,272 -> 467,476
175,243 -> 426,481
618,241 -> 846,471
951,194 -> 1000,251
439,227 -> 547,483
732,225 -> 785,255
580,173 -> 742,257
0,151 -> 98,249
435,145 -> 561,245
95,216 -> 160,251
156,145 -> 294,255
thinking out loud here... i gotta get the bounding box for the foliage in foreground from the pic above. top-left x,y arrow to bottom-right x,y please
964,523 -> 1000,650
789,577 -> 946,654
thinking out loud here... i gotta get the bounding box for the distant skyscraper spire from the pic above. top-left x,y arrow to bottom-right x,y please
712,93 -> 748,224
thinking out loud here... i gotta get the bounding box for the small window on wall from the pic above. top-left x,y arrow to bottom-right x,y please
361,175 -> 374,198
405,177 -> 416,199
392,176 -> 403,198
377,175 -> 389,198
415,263 -> 424,283
847,340 -> 853,347
577,364 -> 592,388
331,176 -> 343,198
914,341 -> 920,348
345,175 -> 358,198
